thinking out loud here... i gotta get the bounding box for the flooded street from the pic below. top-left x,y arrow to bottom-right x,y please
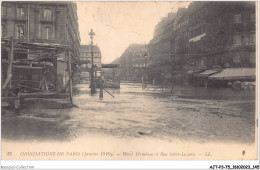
2,83 -> 256,144
1,1 -> 257,164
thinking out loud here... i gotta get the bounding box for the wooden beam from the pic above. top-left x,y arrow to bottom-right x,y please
6,37 -> 14,89
13,65 -> 44,69
8,37 -> 14,85
67,50 -> 73,102
2,37 -> 14,92
1,74 -> 12,90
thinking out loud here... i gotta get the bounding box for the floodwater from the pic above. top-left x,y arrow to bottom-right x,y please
1,83 -> 256,143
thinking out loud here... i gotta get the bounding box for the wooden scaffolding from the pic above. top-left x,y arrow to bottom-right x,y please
1,37 -> 75,103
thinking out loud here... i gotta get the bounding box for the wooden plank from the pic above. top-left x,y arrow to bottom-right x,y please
20,92 -> 69,99
16,84 -> 43,92
13,66 -> 44,69
103,88 -> 115,98
12,80 -> 40,83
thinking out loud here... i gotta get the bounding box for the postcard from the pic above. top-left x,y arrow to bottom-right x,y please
1,1 -> 258,167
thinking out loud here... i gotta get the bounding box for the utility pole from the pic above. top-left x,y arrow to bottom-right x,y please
89,29 -> 96,94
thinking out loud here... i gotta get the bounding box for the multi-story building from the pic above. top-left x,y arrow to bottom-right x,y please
119,44 -> 148,82
148,1 -> 256,85
187,1 -> 255,85
79,44 -> 102,81
170,8 -> 189,84
148,13 -> 176,84
1,1 -> 81,91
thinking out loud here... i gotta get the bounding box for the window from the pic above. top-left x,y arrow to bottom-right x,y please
233,34 -> 241,45
42,26 -> 52,39
189,59 -> 195,66
233,53 -> 240,63
17,7 -> 25,18
1,24 -> 6,37
201,58 -> 206,66
249,52 -> 255,64
2,6 -> 7,17
249,33 -> 255,45
16,25 -> 25,39
43,8 -> 52,20
234,14 -> 241,23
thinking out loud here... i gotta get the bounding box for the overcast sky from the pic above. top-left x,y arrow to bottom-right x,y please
76,1 -> 191,64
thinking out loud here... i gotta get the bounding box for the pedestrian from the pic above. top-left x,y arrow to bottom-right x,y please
145,75 -> 148,89
14,88 -> 21,115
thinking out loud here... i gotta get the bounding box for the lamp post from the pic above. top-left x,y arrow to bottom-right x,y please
89,29 -> 96,94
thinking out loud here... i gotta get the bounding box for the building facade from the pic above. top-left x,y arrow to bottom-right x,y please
148,13 -> 176,83
187,1 -> 256,85
187,1 -> 255,70
148,1 -> 256,85
119,44 -> 148,82
1,1 -> 81,90
170,8 -> 189,84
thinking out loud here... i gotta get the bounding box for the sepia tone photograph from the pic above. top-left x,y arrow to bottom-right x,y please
1,0 -> 258,163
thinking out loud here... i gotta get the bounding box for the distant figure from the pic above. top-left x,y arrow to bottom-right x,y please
142,76 -> 144,89
144,76 -> 148,89
170,79 -> 175,94
14,88 -> 20,115
100,76 -> 104,100
152,79 -> 155,87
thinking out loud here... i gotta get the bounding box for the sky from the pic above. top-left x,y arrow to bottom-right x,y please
76,1 -> 191,64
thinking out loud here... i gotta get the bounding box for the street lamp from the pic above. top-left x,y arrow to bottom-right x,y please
89,29 -> 96,94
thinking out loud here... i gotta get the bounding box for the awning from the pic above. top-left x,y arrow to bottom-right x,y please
209,68 -> 255,80
102,64 -> 119,68
189,33 -> 206,43
19,42 -> 68,49
194,70 -> 219,77
187,70 -> 202,75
